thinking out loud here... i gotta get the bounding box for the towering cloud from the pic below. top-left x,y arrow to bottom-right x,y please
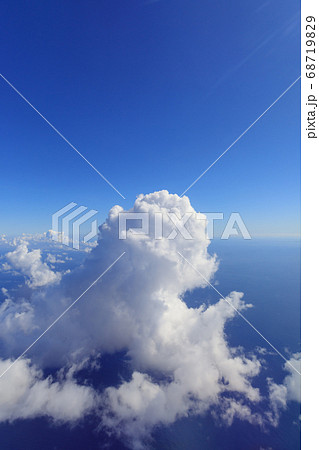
0,191 -> 300,448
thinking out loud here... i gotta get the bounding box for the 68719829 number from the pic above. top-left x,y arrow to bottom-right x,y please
306,16 -> 316,79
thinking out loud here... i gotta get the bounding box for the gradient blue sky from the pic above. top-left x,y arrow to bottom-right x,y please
0,0 -> 300,236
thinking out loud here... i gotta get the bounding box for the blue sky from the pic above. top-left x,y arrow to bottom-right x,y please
0,0 -> 300,236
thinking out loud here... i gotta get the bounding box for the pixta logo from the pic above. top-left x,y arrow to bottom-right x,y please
51,202 -> 98,249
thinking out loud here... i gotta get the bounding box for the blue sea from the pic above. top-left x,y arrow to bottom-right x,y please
0,238 -> 301,449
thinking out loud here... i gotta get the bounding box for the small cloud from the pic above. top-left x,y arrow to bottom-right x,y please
5,243 -> 62,288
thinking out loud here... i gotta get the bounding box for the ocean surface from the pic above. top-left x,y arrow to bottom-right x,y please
0,237 -> 301,449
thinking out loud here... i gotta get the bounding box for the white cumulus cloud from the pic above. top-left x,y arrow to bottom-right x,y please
0,357 -> 95,423
5,243 -> 62,288
267,354 -> 301,426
